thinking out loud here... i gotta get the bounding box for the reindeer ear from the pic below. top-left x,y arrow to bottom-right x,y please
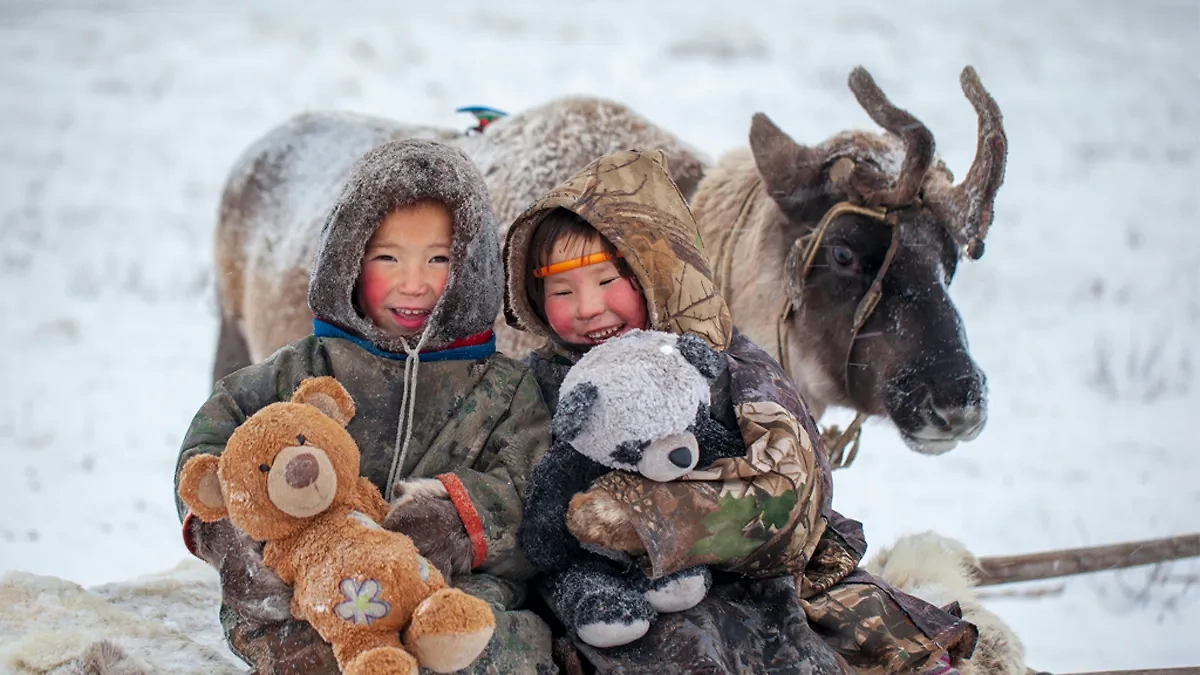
552,382 -> 599,442
178,454 -> 227,522
676,333 -> 723,380
749,113 -> 825,212
291,377 -> 355,427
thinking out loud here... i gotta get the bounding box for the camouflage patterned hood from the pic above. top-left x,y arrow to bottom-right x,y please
503,149 -> 733,353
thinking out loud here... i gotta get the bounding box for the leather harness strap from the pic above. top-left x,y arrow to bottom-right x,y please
718,183 -> 905,469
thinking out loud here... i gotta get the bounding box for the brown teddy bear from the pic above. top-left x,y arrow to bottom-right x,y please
176,376 -> 496,675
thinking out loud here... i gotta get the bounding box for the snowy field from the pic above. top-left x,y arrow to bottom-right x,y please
1,0 -> 1197,671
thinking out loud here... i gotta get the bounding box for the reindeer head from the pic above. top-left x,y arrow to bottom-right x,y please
749,66 -> 1006,454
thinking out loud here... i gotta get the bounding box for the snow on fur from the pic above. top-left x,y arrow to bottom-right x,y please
306,137 -> 504,352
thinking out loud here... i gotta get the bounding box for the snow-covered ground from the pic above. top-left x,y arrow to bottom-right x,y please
1,0 -> 1197,671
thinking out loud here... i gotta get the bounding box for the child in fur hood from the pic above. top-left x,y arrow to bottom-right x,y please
503,149 -> 978,675
174,139 -> 555,675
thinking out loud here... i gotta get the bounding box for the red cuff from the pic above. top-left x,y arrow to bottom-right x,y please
182,512 -> 201,559
435,473 -> 487,569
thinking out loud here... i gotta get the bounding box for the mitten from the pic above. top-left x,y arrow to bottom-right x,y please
185,516 -> 293,622
381,478 -> 475,577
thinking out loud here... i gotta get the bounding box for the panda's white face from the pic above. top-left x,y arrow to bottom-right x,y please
555,331 -> 713,482
567,401 -> 705,482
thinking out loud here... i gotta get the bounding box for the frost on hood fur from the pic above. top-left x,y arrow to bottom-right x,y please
503,149 -> 733,355
308,139 -> 502,352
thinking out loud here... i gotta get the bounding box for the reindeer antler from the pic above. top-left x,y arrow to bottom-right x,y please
935,66 -> 1008,260
845,67 -> 936,207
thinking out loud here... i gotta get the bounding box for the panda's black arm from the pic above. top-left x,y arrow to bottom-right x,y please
695,404 -> 748,468
518,441 -> 610,572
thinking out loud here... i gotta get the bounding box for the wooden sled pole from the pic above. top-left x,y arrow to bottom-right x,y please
977,533 -> 1200,586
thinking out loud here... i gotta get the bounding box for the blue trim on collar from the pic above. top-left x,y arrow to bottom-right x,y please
312,319 -> 495,362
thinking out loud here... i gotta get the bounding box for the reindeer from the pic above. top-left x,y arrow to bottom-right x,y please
691,67 -> 1007,456
211,65 -> 1005,459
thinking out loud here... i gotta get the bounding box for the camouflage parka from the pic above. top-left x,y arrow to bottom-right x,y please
175,139 -> 557,674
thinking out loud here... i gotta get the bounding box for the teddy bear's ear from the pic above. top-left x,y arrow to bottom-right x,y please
676,332 -> 723,380
290,377 -> 355,427
177,454 -> 228,522
552,382 -> 598,442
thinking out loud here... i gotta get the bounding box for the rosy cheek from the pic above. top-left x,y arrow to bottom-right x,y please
430,270 -> 450,300
542,297 -> 574,336
605,280 -> 648,327
356,267 -> 391,313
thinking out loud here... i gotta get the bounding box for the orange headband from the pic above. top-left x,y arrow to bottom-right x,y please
533,251 -> 622,279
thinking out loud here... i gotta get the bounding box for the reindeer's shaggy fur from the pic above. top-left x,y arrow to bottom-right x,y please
866,533 -> 1026,675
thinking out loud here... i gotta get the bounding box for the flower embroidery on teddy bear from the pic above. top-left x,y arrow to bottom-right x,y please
335,578 -> 390,625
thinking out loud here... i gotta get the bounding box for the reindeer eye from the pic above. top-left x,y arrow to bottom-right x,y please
259,464 -> 270,473
829,245 -> 856,268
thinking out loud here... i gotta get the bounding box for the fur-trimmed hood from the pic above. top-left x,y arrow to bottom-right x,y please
308,139 -> 502,352
502,149 -> 733,354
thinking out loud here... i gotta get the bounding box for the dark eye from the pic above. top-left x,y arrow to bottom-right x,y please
259,464 -> 270,473
829,245 -> 856,268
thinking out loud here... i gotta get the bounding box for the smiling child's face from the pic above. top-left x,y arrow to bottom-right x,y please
541,234 -> 648,346
356,201 -> 453,338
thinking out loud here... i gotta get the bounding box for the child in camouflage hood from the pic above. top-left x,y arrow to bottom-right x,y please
174,139 -> 555,675
503,149 -> 978,675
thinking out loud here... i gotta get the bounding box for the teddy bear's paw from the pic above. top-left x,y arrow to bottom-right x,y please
641,567 -> 711,613
343,646 -> 418,675
405,588 -> 496,673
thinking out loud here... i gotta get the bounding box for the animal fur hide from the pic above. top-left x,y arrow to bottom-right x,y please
1,533 -> 1025,675
865,532 -> 1027,675
0,560 -> 242,675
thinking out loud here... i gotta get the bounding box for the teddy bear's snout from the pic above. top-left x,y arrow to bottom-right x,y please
285,453 -> 319,488
268,444 -> 338,518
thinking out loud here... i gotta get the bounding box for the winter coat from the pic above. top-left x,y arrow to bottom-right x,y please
503,149 -> 977,674
175,139 -> 555,674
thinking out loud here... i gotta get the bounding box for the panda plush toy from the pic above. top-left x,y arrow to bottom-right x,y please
519,329 -> 747,649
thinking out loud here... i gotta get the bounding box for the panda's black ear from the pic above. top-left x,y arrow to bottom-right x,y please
552,382 -> 599,441
677,333 -> 723,379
